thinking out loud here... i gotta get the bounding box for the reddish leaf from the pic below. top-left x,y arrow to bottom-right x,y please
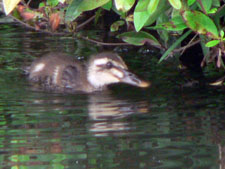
49,13 -> 61,31
35,24 -> 40,30
17,5 -> 24,13
21,12 -> 35,21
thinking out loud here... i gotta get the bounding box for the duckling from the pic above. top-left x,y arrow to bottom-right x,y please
28,52 -> 150,92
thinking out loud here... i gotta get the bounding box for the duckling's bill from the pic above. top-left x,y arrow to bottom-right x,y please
119,69 -> 150,88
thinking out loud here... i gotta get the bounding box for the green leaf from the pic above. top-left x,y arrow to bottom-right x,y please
39,2 -> 45,8
182,10 -> 219,38
114,0 -> 135,12
133,0 -> 148,12
117,31 -> 160,47
143,0 -> 170,27
159,30 -> 192,63
197,0 -> 212,13
147,15 -> 187,31
134,0 -> 169,32
110,20 -> 125,32
208,8 -> 217,14
205,40 -> 220,47
220,30 -> 224,38
147,0 -> 160,15
94,8 -> 102,25
133,0 -> 151,32
212,0 -> 220,7
200,35 -> 210,59
102,1 -> 112,11
156,13 -> 169,43
168,0 -> 182,10
213,4 -> 225,28
47,0 -> 59,7
188,0 -> 196,6
65,0 -> 110,21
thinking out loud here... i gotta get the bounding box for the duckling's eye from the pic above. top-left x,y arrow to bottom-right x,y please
106,61 -> 113,69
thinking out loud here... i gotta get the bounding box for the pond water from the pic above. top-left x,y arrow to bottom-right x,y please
0,21 -> 224,169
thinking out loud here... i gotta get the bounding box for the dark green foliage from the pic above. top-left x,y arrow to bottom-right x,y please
2,0 -> 225,82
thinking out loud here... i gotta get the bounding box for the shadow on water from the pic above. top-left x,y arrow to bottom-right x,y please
0,21 -> 224,169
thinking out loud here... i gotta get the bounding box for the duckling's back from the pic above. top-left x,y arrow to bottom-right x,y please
28,53 -> 85,91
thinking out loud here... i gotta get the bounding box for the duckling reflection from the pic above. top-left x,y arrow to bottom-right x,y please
87,93 -> 148,136
27,91 -> 148,137
27,52 -> 150,93
88,93 -> 148,120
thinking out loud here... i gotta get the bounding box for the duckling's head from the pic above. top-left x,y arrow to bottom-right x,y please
87,52 -> 150,90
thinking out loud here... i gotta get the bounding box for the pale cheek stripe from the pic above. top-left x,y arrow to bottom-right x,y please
112,69 -> 123,78
32,63 -> 45,73
94,58 -> 108,65
53,66 -> 60,84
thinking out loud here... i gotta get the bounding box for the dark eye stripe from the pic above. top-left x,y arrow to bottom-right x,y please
96,62 -> 114,69
106,62 -> 113,69
96,64 -> 105,68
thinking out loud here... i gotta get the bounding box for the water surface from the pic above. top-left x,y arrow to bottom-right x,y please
0,21 -> 224,169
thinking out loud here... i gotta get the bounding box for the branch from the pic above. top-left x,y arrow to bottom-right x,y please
76,15 -> 96,31
173,39 -> 201,53
180,33 -> 198,55
80,36 -> 132,46
9,15 -> 69,35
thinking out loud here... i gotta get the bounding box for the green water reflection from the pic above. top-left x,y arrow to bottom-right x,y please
0,21 -> 224,169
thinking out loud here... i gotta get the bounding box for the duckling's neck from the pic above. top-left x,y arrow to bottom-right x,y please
83,80 -> 107,92
84,66 -> 107,92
